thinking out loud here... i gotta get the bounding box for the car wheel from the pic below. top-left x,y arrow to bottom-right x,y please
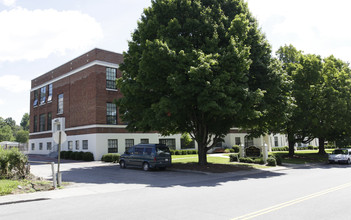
120,160 -> 126,169
142,162 -> 149,171
348,159 -> 351,165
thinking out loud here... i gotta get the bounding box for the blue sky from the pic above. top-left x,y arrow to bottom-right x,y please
0,0 -> 350,124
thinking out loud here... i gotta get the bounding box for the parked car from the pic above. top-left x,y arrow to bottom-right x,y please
328,149 -> 351,164
119,144 -> 172,171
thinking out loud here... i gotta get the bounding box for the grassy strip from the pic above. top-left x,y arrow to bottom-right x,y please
0,179 -> 20,196
270,149 -> 333,164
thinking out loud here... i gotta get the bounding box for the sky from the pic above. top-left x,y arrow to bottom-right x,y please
1,0 -> 351,124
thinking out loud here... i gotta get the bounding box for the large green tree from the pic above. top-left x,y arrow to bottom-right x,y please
118,0 -> 285,165
20,113 -> 30,131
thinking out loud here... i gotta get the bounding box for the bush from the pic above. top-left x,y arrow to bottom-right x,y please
75,151 -> 84,160
224,149 -> 231,153
254,158 -> 264,164
308,145 -> 314,150
229,153 -> 239,162
267,157 -> 277,166
70,152 -> 78,160
232,145 -> 240,153
64,151 -> 73,160
174,150 -> 181,155
82,152 -> 94,161
170,150 -> 175,155
0,148 -> 29,179
272,146 -> 289,151
101,153 -> 120,163
181,150 -> 187,155
60,151 -> 66,159
239,157 -> 254,163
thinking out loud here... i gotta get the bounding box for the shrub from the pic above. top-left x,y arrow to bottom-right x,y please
308,145 -> 314,150
0,148 -> 29,179
267,157 -> 277,166
64,151 -> 73,160
224,149 -> 231,153
82,152 -> 94,161
174,150 -> 181,155
232,145 -> 240,153
76,151 -> 84,160
272,146 -> 289,151
181,150 -> 187,155
239,157 -> 254,163
60,151 -> 66,159
170,150 -> 175,155
254,158 -> 264,164
101,153 -> 120,163
229,153 -> 239,162
70,152 -> 78,160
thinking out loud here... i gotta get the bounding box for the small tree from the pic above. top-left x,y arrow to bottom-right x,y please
15,130 -> 29,143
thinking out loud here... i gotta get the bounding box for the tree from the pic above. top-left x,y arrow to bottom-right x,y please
118,0 -> 285,165
15,130 -> 29,143
0,125 -> 14,142
4,117 -> 16,130
20,113 -> 30,131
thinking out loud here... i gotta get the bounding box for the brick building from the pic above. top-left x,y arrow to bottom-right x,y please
29,48 -> 181,160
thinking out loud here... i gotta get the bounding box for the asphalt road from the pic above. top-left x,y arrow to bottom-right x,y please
1,159 -> 351,220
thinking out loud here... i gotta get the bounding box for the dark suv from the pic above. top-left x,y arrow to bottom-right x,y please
119,144 -> 172,171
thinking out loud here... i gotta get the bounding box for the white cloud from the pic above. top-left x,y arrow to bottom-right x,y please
0,98 -> 4,105
248,0 -> 351,62
0,8 -> 103,62
0,75 -> 30,93
1,0 -> 15,7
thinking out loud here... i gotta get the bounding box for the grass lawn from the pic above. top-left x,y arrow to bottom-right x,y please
172,154 -> 267,169
0,178 -> 53,196
271,149 -> 333,164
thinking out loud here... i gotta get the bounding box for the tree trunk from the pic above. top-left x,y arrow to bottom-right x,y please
287,133 -> 295,157
198,142 -> 207,165
318,137 -> 326,155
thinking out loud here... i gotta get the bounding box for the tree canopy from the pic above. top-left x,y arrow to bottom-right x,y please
118,0 -> 286,165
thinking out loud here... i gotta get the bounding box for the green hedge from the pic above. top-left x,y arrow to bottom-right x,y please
267,157 -> 277,166
60,151 -> 94,161
272,146 -> 289,151
170,150 -> 198,155
101,153 -> 120,163
232,145 -> 240,153
229,153 -> 239,162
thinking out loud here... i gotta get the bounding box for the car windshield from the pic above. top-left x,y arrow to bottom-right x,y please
156,147 -> 170,155
332,149 -> 347,155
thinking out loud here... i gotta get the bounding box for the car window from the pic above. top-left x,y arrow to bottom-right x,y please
135,147 -> 144,155
156,147 -> 170,155
127,147 -> 134,154
333,149 -> 347,154
144,147 -> 153,155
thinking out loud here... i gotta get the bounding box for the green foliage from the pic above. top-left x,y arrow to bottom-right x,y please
272,146 -> 289,151
224,149 -> 231,153
15,130 -> 29,143
254,158 -> 264,164
0,125 -> 14,142
232,145 -> 240,153
267,157 -> 277,166
118,0 -> 285,165
64,151 -> 73,159
229,153 -> 239,162
20,113 -> 30,131
0,148 -> 29,179
269,154 -> 282,165
101,153 -> 121,163
60,151 -> 66,159
239,157 -> 254,163
82,152 -> 94,161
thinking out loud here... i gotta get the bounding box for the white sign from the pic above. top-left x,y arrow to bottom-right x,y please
53,131 -> 67,144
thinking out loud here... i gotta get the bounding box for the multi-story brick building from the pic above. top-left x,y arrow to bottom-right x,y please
29,48 -> 318,160
29,48 -> 181,160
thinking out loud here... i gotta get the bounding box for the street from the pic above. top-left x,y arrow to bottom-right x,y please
1,161 -> 351,220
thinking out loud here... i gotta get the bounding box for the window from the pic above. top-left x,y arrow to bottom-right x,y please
106,68 -> 117,89
159,139 -> 176,149
39,114 -> 46,132
140,139 -> 149,144
75,140 -> 79,150
33,115 -> 38,132
235,137 -> 241,146
134,147 -> 144,155
108,139 -> 118,153
40,86 -> 46,104
106,103 -> 117,124
47,142 -> 52,150
31,143 -> 35,151
274,137 -> 279,147
48,84 -> 53,102
47,113 -> 52,131
82,140 -> 88,150
57,93 -> 64,114
68,141 -> 73,150
39,143 -> 43,150
33,90 -> 39,107
125,139 -> 134,150
244,136 -> 254,148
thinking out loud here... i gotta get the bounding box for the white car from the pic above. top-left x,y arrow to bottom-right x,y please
328,149 -> 351,164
